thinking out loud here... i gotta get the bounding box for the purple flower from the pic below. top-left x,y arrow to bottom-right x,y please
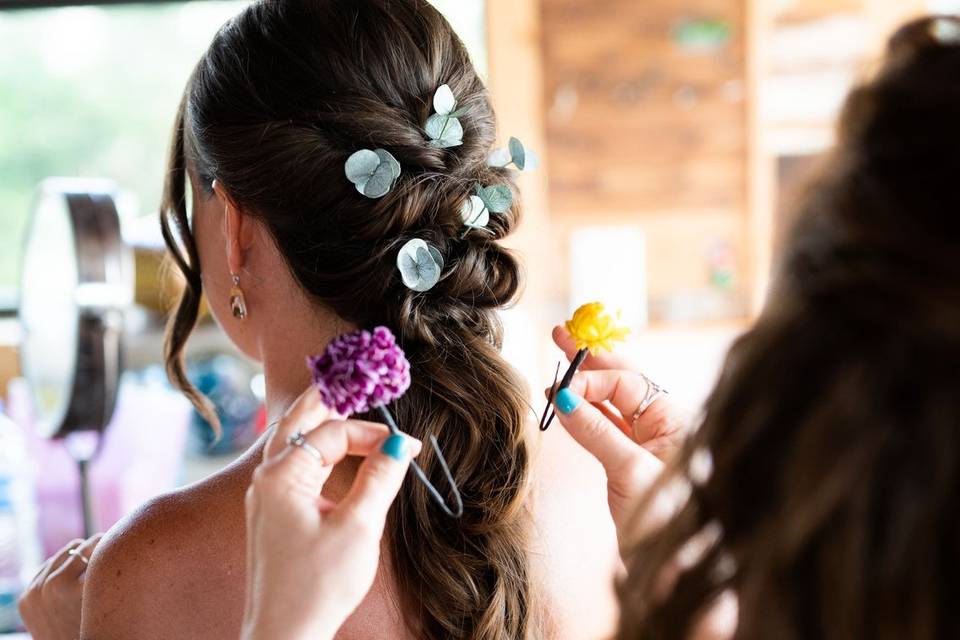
307,326 -> 411,416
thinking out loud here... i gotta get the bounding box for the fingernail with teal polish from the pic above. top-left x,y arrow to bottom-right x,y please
381,434 -> 409,461
554,388 -> 583,415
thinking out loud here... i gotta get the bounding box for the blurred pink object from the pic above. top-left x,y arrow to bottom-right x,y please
6,378 -> 191,557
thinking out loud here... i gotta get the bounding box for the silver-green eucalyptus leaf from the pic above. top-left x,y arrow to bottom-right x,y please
460,195 -> 489,229
427,245 -> 444,270
345,148 -> 401,199
486,147 -> 511,168
345,150 -> 380,183
522,147 -> 541,171
433,84 -> 457,116
426,84 -> 466,148
362,162 -> 396,198
508,137 -> 526,170
412,247 -> 441,291
425,113 -> 464,148
425,113 -> 447,141
375,148 -> 402,181
479,185 -> 513,214
397,239 -> 443,292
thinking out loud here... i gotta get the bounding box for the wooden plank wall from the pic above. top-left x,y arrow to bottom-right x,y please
540,0 -> 750,311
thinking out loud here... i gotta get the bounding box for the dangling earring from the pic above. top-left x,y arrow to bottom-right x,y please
229,273 -> 248,320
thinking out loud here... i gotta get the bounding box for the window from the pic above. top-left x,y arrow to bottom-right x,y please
0,0 -> 486,309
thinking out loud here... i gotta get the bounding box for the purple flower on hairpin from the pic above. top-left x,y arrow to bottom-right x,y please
306,326 -> 464,518
307,326 -> 411,416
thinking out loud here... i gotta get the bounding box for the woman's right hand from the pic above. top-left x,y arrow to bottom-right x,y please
241,388 -> 420,640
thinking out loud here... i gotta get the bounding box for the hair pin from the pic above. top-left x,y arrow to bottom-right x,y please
488,136 -> 540,172
397,238 -> 444,292
539,302 -> 630,431
345,148 -> 402,199
425,84 -> 468,149
460,184 -> 513,237
309,327 -> 463,518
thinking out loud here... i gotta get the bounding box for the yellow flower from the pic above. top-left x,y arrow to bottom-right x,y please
565,302 -> 631,355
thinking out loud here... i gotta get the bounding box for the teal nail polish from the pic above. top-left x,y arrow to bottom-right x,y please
381,434 -> 408,461
554,388 -> 583,415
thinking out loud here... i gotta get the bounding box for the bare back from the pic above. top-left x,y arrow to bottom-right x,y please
79,426 -> 620,640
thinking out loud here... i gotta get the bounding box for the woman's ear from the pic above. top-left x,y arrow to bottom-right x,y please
212,179 -> 256,275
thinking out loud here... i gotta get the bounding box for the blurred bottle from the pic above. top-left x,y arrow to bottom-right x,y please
0,405 -> 43,632
188,356 -> 259,456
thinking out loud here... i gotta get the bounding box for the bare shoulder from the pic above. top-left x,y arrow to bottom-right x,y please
528,422 -> 622,640
80,441 -> 265,640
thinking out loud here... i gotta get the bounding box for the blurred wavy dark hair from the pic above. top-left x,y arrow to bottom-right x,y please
617,16 -> 960,640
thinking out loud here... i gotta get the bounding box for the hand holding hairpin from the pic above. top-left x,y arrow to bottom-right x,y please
308,326 -> 464,518
540,302 -> 631,431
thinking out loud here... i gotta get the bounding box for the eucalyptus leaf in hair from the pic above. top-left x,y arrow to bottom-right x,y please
425,114 -> 464,149
508,137 -> 527,169
487,147 -> 511,168
433,84 -> 457,115
397,239 -> 444,292
488,137 -> 540,172
433,84 -> 469,118
478,184 -> 513,214
509,137 -> 540,171
345,148 -> 401,198
461,195 -> 490,230
425,84 -> 466,148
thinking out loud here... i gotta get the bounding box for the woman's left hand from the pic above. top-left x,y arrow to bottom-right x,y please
551,326 -> 689,462
241,387 -> 420,640
18,534 -> 101,640
546,327 -> 691,545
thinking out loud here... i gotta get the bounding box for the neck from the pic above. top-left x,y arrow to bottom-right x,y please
256,301 -> 355,424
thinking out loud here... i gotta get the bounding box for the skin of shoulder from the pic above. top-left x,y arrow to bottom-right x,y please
79,443 -> 263,640
78,436 -> 408,640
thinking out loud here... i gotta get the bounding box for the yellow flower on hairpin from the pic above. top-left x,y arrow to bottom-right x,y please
565,302 -> 631,355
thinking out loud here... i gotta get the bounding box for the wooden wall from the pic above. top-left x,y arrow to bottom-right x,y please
540,0 -> 750,312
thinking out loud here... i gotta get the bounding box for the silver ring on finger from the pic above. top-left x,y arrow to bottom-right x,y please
30,542 -> 80,583
67,547 -> 90,565
632,373 -> 667,422
287,430 -> 327,465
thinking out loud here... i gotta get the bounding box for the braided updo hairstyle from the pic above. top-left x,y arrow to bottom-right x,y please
160,1 -> 539,638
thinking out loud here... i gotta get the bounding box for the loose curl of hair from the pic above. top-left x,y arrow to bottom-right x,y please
160,2 -> 539,638
616,17 -> 960,640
